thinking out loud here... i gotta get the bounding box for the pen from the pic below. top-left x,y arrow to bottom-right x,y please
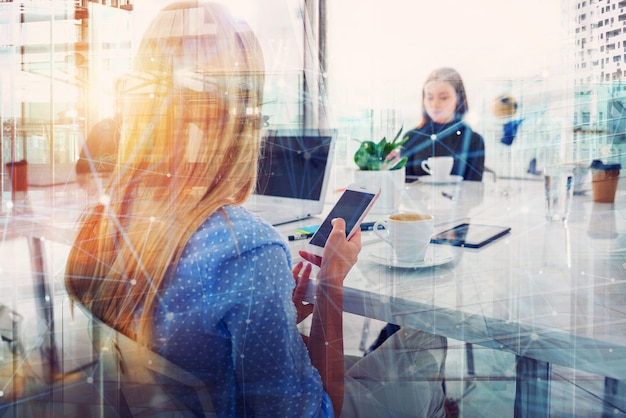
360,222 -> 384,231
288,233 -> 313,241
441,191 -> 454,200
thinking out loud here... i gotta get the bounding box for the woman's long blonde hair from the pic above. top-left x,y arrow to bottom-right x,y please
65,1 -> 265,343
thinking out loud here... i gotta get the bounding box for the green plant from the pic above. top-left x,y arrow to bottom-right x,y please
353,126 -> 409,171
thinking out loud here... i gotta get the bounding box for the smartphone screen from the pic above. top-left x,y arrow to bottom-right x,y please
309,189 -> 377,248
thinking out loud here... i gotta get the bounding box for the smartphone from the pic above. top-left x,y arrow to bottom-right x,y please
306,183 -> 381,256
430,223 -> 511,249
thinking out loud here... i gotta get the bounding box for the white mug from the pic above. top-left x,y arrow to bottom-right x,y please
374,213 -> 434,262
421,156 -> 454,181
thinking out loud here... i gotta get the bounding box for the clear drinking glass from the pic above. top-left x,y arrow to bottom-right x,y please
544,165 -> 574,223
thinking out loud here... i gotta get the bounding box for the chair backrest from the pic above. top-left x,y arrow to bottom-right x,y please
82,305 -> 217,417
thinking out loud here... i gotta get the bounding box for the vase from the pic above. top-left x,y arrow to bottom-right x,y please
353,167 -> 405,215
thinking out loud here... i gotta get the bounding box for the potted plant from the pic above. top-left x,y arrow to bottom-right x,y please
353,127 -> 408,214
354,126 -> 408,171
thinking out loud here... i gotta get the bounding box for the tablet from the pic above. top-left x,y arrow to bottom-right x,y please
430,223 -> 511,249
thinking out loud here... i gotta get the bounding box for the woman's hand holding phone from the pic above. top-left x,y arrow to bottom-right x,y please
299,218 -> 362,287
306,183 -> 379,256
297,182 -> 377,290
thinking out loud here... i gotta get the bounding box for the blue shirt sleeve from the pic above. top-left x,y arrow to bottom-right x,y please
217,243 -> 328,417
321,391 -> 335,417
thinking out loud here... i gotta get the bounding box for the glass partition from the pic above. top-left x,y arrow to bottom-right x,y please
0,0 -> 624,415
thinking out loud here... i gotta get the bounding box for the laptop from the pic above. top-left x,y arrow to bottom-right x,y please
244,129 -> 336,225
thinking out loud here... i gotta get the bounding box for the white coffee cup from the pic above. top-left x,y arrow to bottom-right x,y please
421,156 -> 454,181
374,213 -> 434,262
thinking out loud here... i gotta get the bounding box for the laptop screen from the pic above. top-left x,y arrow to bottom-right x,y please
255,129 -> 335,201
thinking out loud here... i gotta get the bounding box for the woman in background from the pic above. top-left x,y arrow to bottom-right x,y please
403,67 -> 485,181
65,2 -> 445,416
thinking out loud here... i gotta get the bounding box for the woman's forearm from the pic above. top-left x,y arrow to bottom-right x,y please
300,217 -> 360,417
309,279 -> 344,417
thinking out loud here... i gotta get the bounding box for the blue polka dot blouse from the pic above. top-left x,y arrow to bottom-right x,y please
150,205 -> 333,417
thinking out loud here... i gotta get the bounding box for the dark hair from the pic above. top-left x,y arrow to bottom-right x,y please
75,118 -> 120,175
417,67 -> 469,128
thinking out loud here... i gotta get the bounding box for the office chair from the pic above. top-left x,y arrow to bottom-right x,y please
81,305 -> 217,417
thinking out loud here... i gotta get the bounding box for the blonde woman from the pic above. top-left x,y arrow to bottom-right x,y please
65,2 -> 445,416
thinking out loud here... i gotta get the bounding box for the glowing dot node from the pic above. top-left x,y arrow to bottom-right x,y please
87,377 -> 94,384
99,194 -> 111,206
530,333 -> 539,341
130,279 -> 137,286
149,216 -> 156,223
430,134 -> 437,140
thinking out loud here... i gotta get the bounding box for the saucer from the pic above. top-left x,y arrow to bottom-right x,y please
417,174 -> 463,185
368,246 -> 454,268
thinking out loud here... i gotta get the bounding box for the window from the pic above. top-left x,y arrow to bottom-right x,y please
0,0 -> 318,181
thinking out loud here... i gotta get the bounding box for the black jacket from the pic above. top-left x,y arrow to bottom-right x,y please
402,121 -> 485,181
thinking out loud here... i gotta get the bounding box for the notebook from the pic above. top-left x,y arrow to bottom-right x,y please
244,129 -> 336,225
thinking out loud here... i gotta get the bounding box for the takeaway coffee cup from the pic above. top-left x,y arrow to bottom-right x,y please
374,213 -> 434,262
421,156 -> 454,181
590,160 -> 621,203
